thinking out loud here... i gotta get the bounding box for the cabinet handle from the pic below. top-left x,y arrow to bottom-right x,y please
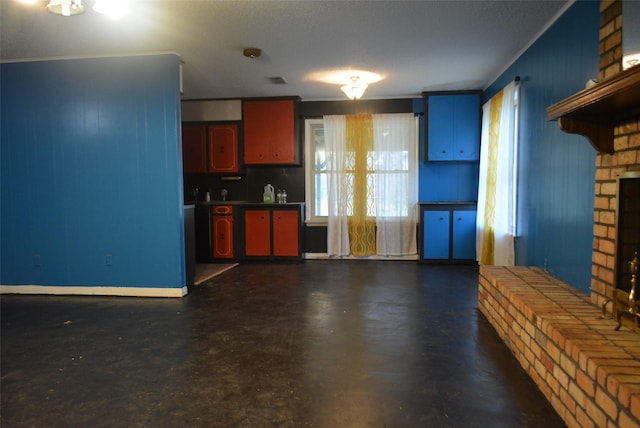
441,150 -> 446,154
439,217 -> 444,221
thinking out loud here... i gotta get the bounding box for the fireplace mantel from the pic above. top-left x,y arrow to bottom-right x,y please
546,65 -> 640,154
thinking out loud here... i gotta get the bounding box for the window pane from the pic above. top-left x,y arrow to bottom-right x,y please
313,125 -> 327,172
315,173 -> 328,217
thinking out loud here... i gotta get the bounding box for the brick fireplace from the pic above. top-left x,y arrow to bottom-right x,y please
591,0 -> 640,319
479,2 -> 640,427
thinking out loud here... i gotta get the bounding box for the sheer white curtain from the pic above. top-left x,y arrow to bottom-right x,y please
325,115 -> 350,256
373,113 -> 418,256
325,113 -> 417,257
476,81 -> 519,266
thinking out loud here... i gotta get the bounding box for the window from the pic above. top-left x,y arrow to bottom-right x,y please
305,117 -> 417,223
305,119 -> 328,221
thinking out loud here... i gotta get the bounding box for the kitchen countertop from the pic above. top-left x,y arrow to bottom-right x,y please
419,201 -> 477,205
187,201 -> 305,207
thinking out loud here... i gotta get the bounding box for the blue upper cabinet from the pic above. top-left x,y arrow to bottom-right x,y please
425,92 -> 481,162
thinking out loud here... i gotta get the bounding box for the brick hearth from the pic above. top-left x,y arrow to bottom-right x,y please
479,266 -> 640,428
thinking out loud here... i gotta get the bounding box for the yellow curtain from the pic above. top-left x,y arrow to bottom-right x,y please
346,114 -> 376,256
480,89 -> 504,265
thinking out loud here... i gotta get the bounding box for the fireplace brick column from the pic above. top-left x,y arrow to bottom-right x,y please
591,0 -> 640,309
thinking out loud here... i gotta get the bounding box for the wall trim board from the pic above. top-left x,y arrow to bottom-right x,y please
300,99 -> 413,117
304,253 -> 419,261
0,51 -> 181,65
0,285 -> 188,298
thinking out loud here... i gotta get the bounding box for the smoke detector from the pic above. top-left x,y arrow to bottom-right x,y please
243,48 -> 262,59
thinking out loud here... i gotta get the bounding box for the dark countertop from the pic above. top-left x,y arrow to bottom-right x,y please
419,201 -> 477,205
187,201 -> 305,207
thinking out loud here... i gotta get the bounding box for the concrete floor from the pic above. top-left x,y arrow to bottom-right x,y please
1,261 -> 565,427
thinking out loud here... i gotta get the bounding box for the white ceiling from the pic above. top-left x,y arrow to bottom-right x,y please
1,0 -> 571,101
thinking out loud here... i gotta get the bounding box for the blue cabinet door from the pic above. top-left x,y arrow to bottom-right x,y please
453,95 -> 480,161
427,96 -> 454,161
423,210 -> 450,259
452,210 -> 477,259
426,93 -> 480,161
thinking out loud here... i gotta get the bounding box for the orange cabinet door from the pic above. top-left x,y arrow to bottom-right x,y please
243,100 -> 295,165
212,215 -> 234,259
265,101 -> 294,163
182,125 -> 206,173
208,125 -> 238,173
272,210 -> 299,257
244,210 -> 271,256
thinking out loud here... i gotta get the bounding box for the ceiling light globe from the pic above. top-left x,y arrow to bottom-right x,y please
47,0 -> 85,16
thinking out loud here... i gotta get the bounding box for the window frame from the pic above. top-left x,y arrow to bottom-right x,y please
304,119 -> 326,224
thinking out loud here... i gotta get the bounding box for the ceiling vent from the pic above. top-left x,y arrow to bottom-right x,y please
268,76 -> 288,85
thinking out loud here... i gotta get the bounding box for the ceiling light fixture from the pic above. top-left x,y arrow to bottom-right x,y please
47,0 -> 85,16
340,76 -> 368,100
93,0 -> 131,19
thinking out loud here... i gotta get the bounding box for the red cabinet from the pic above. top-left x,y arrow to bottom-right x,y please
244,210 -> 271,257
243,100 -> 296,165
182,125 -> 207,173
243,206 -> 302,259
273,210 -> 299,256
208,124 -> 239,173
212,206 -> 234,259
182,123 -> 239,174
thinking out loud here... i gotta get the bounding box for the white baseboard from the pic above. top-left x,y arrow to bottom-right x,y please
0,285 -> 188,298
304,253 -> 418,261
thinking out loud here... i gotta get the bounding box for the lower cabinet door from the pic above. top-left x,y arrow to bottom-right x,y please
452,210 -> 477,260
213,215 -> 234,259
244,210 -> 271,256
423,210 -> 450,259
272,210 -> 299,257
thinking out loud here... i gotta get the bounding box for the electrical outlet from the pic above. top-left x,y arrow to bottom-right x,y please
105,254 -> 112,266
33,254 -> 41,267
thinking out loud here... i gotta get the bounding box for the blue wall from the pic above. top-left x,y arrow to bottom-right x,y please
1,54 -> 185,289
484,1 -> 600,292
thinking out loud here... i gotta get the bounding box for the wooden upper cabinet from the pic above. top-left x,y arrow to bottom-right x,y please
208,124 -> 238,173
425,93 -> 480,162
182,125 -> 207,173
243,99 -> 296,165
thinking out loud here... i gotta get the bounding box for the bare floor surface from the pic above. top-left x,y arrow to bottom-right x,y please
1,261 -> 565,427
